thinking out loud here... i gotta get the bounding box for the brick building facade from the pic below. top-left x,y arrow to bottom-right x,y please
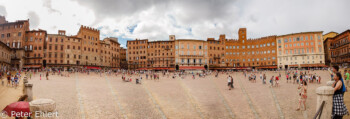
207,35 -> 225,69
77,26 -> 101,66
0,41 -> 12,70
327,30 -> 350,66
224,28 -> 277,70
100,37 -> 121,69
23,29 -> 47,69
277,31 -> 325,69
120,48 -> 127,69
127,39 -> 148,69
174,39 -> 208,70
0,16 -> 29,49
0,16 -> 29,69
147,40 -> 175,70
127,28 -> 278,71
323,32 -> 338,66
0,17 -> 124,70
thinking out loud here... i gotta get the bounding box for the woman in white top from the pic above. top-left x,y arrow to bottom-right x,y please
227,76 -> 232,90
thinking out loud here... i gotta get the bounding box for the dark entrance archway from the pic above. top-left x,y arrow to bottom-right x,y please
176,65 -> 179,70
43,60 -> 47,68
204,65 -> 208,70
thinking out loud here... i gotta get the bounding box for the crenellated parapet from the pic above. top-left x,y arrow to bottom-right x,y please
78,25 -> 100,34
245,35 -> 277,42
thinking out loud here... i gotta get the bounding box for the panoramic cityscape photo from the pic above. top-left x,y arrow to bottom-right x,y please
0,0 -> 350,119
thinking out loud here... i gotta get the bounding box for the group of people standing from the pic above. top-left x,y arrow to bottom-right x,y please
286,70 -> 322,84
0,70 -> 21,89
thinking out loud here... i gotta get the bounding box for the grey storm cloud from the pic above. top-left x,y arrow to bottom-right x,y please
42,0 -> 62,14
6,0 -> 348,42
73,0 -> 166,17
27,11 -> 40,29
0,5 -> 7,16
72,0 -> 238,24
72,0 -> 240,39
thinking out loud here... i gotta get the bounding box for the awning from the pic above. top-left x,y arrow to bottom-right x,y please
23,65 -> 41,68
210,67 -> 231,70
300,64 -> 327,67
152,67 -> 175,70
179,66 -> 205,70
136,68 -> 148,70
236,67 -> 252,70
257,66 -> 277,69
85,66 -> 101,70
210,67 -> 251,70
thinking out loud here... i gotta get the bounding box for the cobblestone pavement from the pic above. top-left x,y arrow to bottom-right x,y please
29,72 -> 81,119
26,70 -> 335,119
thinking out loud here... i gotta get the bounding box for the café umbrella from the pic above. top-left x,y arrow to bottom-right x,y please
2,101 -> 31,117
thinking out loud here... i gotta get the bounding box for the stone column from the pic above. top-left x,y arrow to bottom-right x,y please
23,76 -> 28,94
25,83 -> 33,102
315,81 -> 334,119
23,76 -> 28,84
30,99 -> 57,119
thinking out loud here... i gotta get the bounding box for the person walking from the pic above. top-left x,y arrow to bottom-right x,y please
275,76 -> 279,87
14,75 -> 19,88
139,76 -> 142,84
263,74 -> 266,84
7,73 -> 11,87
293,73 -> 297,84
1,73 -> 3,86
269,76 -> 274,87
46,71 -> 49,80
227,76 -> 232,90
296,80 -> 307,111
136,77 -> 139,84
332,72 -> 349,118
318,76 -> 321,84
230,76 -> 234,89
345,70 -> 350,90
11,75 -> 14,87
253,74 -> 256,83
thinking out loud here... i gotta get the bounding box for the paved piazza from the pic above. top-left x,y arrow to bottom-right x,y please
27,70 -> 342,119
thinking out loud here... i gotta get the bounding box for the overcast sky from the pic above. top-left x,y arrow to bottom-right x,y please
0,0 -> 349,48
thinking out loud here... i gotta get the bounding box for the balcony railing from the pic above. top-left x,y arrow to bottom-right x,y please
330,42 -> 350,49
213,56 -> 221,59
331,52 -> 350,58
179,55 -> 204,57
25,57 -> 43,59
178,63 -> 205,65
